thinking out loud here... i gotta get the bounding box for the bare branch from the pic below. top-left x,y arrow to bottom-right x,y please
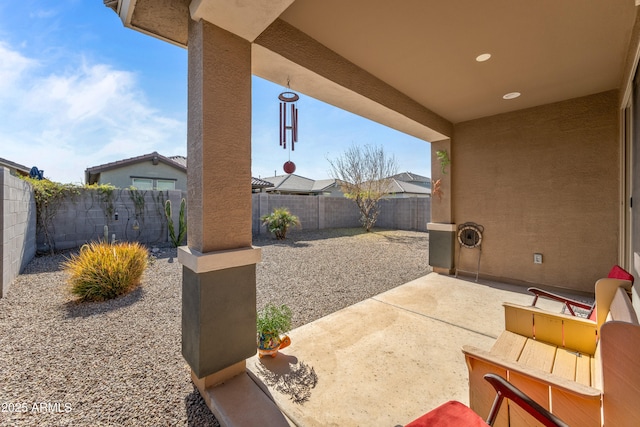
327,144 -> 398,231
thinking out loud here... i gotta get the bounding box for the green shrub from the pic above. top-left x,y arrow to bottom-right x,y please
260,207 -> 300,240
257,304 -> 292,335
63,241 -> 149,301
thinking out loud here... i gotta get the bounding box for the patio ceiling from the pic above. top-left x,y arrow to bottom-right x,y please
114,0 -> 637,140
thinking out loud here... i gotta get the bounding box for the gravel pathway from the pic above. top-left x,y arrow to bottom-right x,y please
0,228 -> 429,426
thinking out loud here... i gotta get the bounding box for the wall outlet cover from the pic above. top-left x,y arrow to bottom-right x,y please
534,253 -> 543,264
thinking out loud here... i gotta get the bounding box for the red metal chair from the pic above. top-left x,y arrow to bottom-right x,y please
404,374 -> 568,427
528,265 -> 634,320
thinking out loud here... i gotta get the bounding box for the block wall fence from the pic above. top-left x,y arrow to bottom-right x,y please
252,193 -> 430,235
1,168 -> 36,297
0,176 -> 429,298
43,188 -> 187,252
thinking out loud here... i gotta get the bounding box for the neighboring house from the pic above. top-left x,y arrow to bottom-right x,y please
391,172 -> 431,188
86,151 -> 274,192
252,177 -> 275,193
261,172 -> 430,197
85,152 -> 187,191
262,174 -> 343,196
380,172 -> 432,198
0,157 -> 30,177
385,178 -> 431,198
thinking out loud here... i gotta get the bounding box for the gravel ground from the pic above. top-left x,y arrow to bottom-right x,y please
0,228 -> 429,426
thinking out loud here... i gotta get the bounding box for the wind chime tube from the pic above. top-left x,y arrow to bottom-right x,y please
294,105 -> 298,143
279,103 -> 283,145
282,102 -> 286,149
291,103 -> 296,151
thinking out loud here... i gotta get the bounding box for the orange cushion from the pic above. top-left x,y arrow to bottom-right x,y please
405,401 -> 487,427
608,265 -> 634,284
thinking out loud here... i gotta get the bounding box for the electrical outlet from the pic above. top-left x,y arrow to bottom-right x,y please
534,253 -> 543,264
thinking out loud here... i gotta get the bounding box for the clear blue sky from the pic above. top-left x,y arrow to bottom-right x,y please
0,0 -> 431,184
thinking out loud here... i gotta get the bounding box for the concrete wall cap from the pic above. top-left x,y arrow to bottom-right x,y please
178,246 -> 262,273
427,222 -> 456,232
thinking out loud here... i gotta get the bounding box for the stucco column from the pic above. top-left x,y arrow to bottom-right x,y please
178,18 -> 258,383
428,138 -> 455,273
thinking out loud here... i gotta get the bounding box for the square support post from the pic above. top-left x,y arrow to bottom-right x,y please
430,139 -> 455,274
181,18 -> 257,380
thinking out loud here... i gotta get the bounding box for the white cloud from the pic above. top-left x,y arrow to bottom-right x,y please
29,9 -> 57,19
0,42 -> 186,184
0,42 -> 38,93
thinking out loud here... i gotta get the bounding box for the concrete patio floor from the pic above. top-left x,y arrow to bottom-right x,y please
243,272 -> 577,427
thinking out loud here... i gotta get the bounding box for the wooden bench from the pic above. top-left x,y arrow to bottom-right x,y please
462,278 -> 640,426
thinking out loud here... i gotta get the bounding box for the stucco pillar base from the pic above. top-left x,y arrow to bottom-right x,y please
180,247 -> 260,379
433,267 -> 454,275
427,222 -> 456,270
191,361 -> 246,391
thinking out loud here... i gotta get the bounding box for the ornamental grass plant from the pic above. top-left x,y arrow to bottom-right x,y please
63,241 -> 149,302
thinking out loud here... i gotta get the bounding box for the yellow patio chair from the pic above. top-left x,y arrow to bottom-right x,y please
528,265 -> 634,320
403,374 -> 568,427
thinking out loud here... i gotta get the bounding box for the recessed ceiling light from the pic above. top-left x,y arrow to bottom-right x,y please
503,92 -> 521,100
476,53 -> 491,62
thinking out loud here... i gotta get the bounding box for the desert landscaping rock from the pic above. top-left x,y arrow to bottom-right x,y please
0,228 -> 429,426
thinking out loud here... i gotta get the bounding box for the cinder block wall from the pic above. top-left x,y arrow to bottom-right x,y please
35,189 -> 425,251
377,198 -> 431,230
252,193 -> 430,235
1,168 -> 36,297
42,189 -> 186,251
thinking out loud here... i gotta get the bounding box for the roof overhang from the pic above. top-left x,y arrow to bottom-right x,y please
115,0 -> 294,46
107,0 -> 638,141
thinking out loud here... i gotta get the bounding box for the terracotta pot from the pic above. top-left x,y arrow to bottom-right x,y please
257,331 -> 291,358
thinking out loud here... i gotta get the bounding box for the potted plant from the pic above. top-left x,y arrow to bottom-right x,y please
260,207 -> 300,240
257,303 -> 292,358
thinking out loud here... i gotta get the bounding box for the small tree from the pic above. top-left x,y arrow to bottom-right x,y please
328,144 -> 398,232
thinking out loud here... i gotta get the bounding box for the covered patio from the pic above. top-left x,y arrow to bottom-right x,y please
103,1 -> 640,425
242,273 -> 570,426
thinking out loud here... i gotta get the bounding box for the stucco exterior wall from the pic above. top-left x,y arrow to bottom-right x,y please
97,162 -> 187,191
452,91 -> 619,292
1,168 -> 36,297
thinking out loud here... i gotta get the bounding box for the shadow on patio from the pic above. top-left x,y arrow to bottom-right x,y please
245,272 -> 574,426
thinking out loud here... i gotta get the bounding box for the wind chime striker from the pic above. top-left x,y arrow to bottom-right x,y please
279,83 -> 299,174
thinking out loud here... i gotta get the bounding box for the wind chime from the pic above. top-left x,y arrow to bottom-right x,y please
278,79 -> 299,174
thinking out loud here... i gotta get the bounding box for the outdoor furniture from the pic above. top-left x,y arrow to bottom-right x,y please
404,374 -> 568,427
528,265 -> 634,319
462,278 -> 640,426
